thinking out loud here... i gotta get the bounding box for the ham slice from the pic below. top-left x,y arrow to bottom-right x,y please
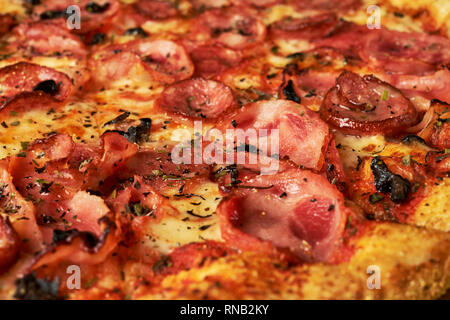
214,100 -> 330,171
157,78 -> 237,119
217,169 -> 350,262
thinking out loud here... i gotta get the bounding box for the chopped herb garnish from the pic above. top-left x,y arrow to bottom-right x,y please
369,193 -> 385,204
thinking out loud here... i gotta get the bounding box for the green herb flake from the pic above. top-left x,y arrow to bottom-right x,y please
369,193 -> 385,204
84,277 -> 98,289
401,154 -> 411,166
20,141 -> 29,151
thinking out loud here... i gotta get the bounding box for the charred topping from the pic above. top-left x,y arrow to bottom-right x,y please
52,229 -> 78,244
199,224 -> 212,231
356,155 -> 362,171
401,134 -> 427,146
152,255 -> 173,273
186,209 -> 212,219
51,225 -> 104,250
286,52 -> 305,61
102,111 -> 130,127
282,80 -> 301,104
35,178 -> 53,194
40,10 -> 67,20
213,165 -> 240,185
128,201 -> 152,217
106,118 -> 151,144
14,273 -> 59,300
370,156 -> 410,203
90,33 -> 106,45
33,80 -> 59,95
173,193 -> 206,200
85,2 -> 110,14
124,27 -> 148,37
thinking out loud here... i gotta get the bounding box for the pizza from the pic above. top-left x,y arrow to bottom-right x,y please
0,0 -> 449,300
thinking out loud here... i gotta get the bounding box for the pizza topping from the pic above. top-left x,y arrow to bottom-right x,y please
91,40 -> 194,84
320,71 -> 419,136
135,40 -> 194,83
389,69 -> 450,104
157,78 -> 236,119
292,69 -> 341,107
133,0 -> 178,20
280,79 -> 301,104
217,169 -> 349,262
119,149 -> 210,192
190,0 -> 232,11
216,100 -> 330,170
32,0 -> 120,34
106,118 -> 152,144
30,216 -> 120,270
14,273 -> 60,300
370,156 -> 411,203
194,6 -> 266,49
187,44 -> 242,78
12,22 -> 88,57
360,29 -> 450,75
0,160 -> 44,254
0,92 -> 62,116
0,62 -> 72,106
270,12 -> 339,41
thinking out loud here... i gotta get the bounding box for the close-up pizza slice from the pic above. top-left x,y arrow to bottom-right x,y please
0,0 -> 449,301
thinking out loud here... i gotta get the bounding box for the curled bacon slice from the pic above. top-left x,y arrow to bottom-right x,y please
194,6 -> 266,50
215,100 -> 330,171
90,40 -> 193,85
188,44 -> 242,78
136,40 -> 194,82
360,29 -> 450,75
280,64 -> 341,107
12,22 -> 87,58
0,62 -> 72,106
30,217 -> 120,271
0,92 -> 62,116
32,0 -> 120,34
270,12 -> 339,41
389,69 -> 450,104
217,169 -> 350,262
133,0 -> 178,20
320,71 -> 419,136
0,159 -> 44,254
157,78 -> 236,118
